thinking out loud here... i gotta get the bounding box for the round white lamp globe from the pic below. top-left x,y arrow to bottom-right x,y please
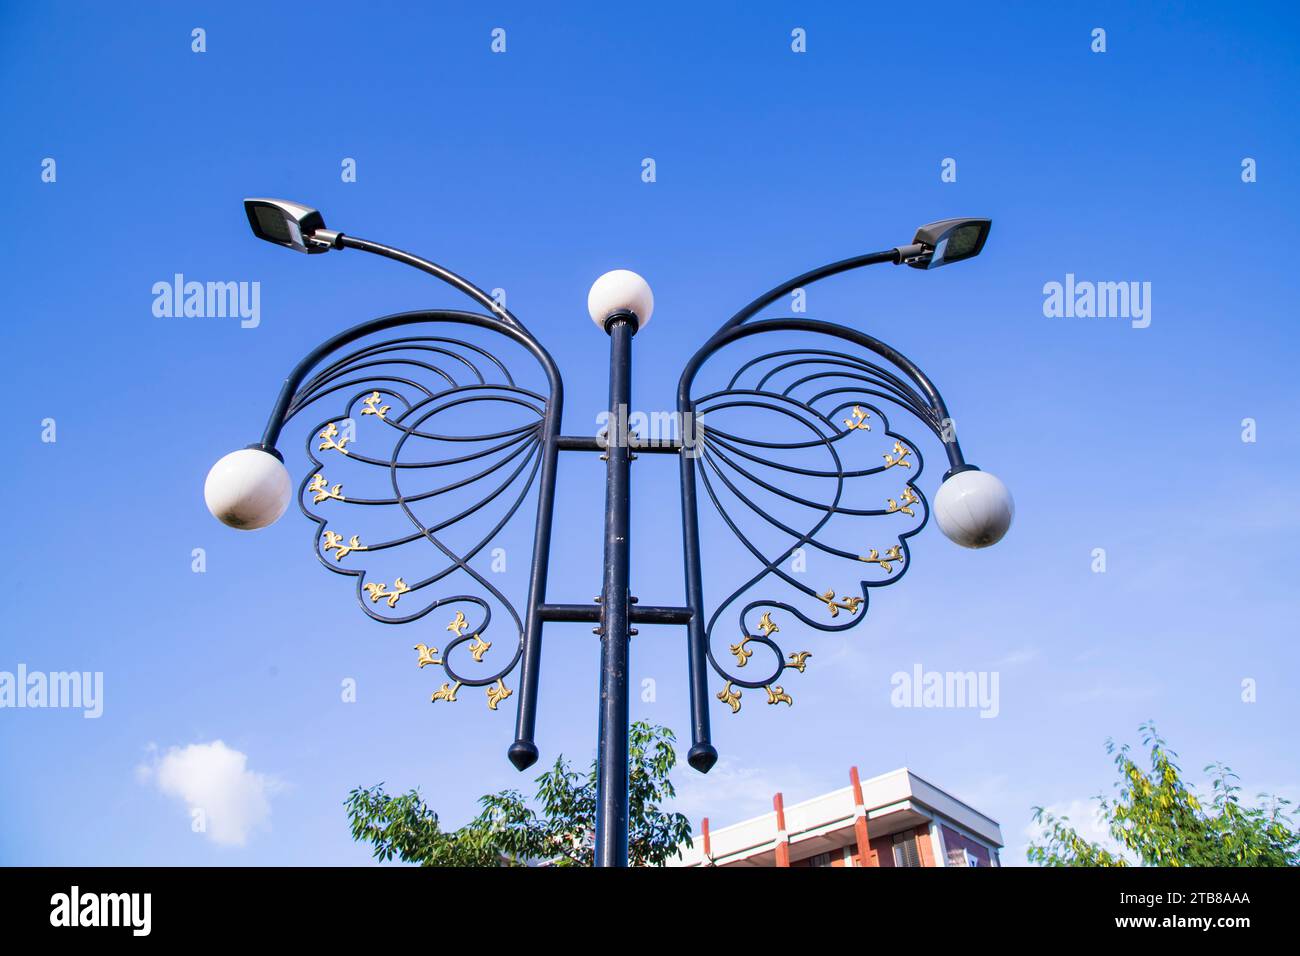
204,448 -> 292,530
934,469 -> 1013,549
588,270 -> 654,331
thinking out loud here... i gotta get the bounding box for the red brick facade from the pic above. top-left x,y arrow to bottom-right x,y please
676,767 -> 1003,868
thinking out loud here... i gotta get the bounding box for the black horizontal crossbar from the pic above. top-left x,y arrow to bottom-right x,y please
537,603 -> 693,625
555,435 -> 683,454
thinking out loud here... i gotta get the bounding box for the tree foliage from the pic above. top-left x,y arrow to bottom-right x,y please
345,721 -> 693,866
1028,722 -> 1300,867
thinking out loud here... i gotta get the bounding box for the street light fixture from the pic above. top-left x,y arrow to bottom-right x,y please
588,269 -> 654,330
898,217 -> 992,270
207,198 -> 1012,866
203,447 -> 291,530
243,198 -> 336,254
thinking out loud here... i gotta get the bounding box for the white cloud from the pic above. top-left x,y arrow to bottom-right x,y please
672,757 -> 815,826
1059,682 -> 1161,706
138,740 -> 280,847
996,646 -> 1039,667
940,771 -> 1013,822
1021,797 -> 1133,865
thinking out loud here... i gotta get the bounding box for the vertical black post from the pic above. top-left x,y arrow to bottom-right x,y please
595,314 -> 634,867
679,438 -> 718,774
508,391 -> 562,772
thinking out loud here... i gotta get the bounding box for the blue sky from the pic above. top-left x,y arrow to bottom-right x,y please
2,1 -> 1298,865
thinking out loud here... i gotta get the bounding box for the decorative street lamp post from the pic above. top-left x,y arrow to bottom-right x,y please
205,200 -> 1013,867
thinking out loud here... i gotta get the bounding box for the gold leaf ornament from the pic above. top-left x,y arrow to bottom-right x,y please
486,679 -> 512,711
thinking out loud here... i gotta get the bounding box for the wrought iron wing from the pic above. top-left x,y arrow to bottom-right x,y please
262,310 -> 562,715
678,316 -> 965,719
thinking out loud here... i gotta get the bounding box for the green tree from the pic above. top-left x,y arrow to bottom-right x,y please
346,721 -> 693,866
1028,722 -> 1300,867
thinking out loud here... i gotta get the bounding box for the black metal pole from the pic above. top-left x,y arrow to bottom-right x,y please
508,386 -> 563,772
679,439 -> 718,774
595,314 -> 634,867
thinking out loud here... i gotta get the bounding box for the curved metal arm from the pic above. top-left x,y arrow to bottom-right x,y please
681,318 -> 965,469
257,310 -> 556,451
334,234 -> 529,335
712,248 -> 900,339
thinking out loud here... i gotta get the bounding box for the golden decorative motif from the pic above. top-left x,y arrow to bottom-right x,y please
859,545 -> 903,574
318,422 -> 352,455
732,610 -> 778,666
360,391 -> 390,420
430,681 -> 461,703
717,681 -> 742,713
729,637 -> 753,667
307,474 -> 345,504
414,644 -> 442,668
766,685 -> 794,706
486,679 -> 512,711
816,589 -> 863,618
883,440 -> 912,469
886,486 -> 919,517
322,531 -> 367,561
842,405 -> 871,431
445,611 -> 489,660
363,577 -> 410,608
787,651 -> 812,673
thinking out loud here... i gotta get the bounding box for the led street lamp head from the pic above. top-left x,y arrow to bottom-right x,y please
897,217 -> 992,270
243,198 -> 336,254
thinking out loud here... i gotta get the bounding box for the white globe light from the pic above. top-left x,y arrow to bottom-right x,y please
934,469 -> 1013,549
587,269 -> 653,330
204,448 -> 292,530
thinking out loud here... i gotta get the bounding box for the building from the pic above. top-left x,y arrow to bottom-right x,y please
671,767 -> 1003,867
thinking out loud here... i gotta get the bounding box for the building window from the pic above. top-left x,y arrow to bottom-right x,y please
892,832 -> 922,868
808,851 -> 835,868
948,846 -> 981,867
